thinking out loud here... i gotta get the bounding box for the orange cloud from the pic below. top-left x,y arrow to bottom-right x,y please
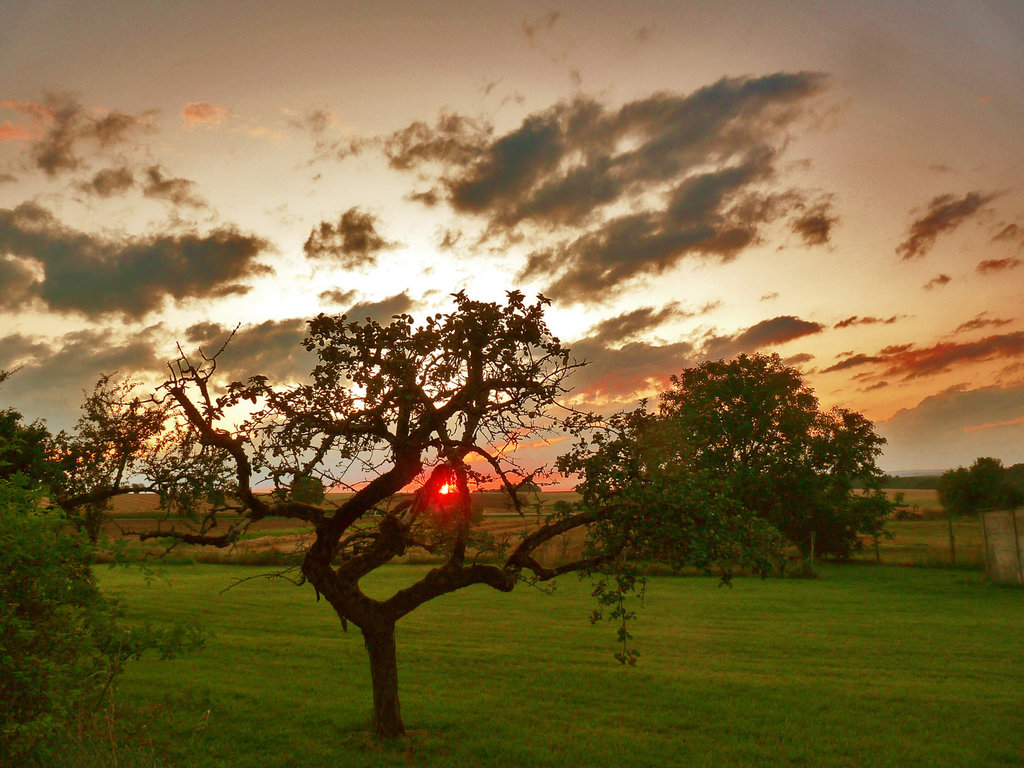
182,101 -> 229,126
963,416 -> 1024,434
0,120 -> 31,141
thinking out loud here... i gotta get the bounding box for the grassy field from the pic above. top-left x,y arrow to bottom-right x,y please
101,489 -> 987,571
95,563 -> 1024,768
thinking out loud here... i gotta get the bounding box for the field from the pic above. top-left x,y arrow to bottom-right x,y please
100,490 -> 986,570
94,562 -> 1024,768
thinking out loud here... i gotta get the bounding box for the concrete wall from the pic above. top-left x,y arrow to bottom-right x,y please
981,509 -> 1024,584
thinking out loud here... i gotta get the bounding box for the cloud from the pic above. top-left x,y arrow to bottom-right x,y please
876,383 -> 1024,470
833,315 -> 901,329
821,331 -> 1024,379
567,338 -> 696,405
141,165 -> 207,207
183,318 -> 311,383
953,312 -> 1012,334
0,173 -> 16,184
522,11 -> 561,45
924,273 -> 951,290
582,301 -> 716,346
344,292 -> 416,323
790,199 -> 838,245
182,101 -> 229,127
583,304 -> 684,346
896,191 -> 996,259
702,315 -> 823,360
4,94 -> 156,176
77,166 -> 135,197
303,207 -> 394,267
977,257 -> 1021,274
317,288 -> 358,306
0,120 -> 32,142
0,328 -> 165,431
385,73 -> 829,302
992,222 -> 1021,242
383,112 -> 491,171
0,202 -> 270,317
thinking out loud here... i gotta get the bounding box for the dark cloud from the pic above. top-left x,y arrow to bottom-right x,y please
567,338 -> 695,405
583,302 -> 716,346
790,199 -> 837,245
583,304 -> 682,346
385,73 -> 829,302
783,352 -> 814,366
924,273 -> 951,290
877,383 -> 1024,470
834,315 -> 901,329
142,165 -> 207,208
182,318 -> 311,383
821,354 -> 884,373
977,257 -> 1021,274
821,332 -> 1024,380
0,202 -> 270,317
303,207 -> 394,267
344,292 -> 416,324
0,173 -> 17,184
896,191 -> 996,259
317,288 -> 358,306
760,292 -> 779,301
0,328 -> 164,431
383,112 -> 491,171
78,166 -> 135,197
702,315 -> 824,360
953,313 -> 1012,334
5,94 -> 156,177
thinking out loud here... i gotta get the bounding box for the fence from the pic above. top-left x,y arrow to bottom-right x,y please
980,509 -> 1024,584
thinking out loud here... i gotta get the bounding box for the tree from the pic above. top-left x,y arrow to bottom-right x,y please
938,456 -> 1019,565
655,354 -> 891,560
144,292 -> 782,738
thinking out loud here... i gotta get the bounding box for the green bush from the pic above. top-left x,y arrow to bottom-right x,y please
0,478 -> 122,760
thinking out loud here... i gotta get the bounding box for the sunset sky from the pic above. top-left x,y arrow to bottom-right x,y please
1,0 -> 1022,473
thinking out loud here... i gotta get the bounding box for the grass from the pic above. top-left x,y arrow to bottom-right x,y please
97,563 -> 1024,768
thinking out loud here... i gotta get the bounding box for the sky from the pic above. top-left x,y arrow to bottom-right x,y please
1,0 -> 1023,473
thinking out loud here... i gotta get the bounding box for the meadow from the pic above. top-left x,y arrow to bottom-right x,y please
88,561 -> 1023,768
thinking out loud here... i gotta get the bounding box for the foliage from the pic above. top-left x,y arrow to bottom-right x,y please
0,477 -> 202,764
139,293 -> 798,737
938,457 -> 1021,517
0,375 -> 204,765
643,354 -> 891,560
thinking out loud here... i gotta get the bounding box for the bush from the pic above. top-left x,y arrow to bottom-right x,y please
0,478 -> 122,760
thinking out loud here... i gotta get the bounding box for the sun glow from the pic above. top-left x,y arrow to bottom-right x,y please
438,482 -> 452,495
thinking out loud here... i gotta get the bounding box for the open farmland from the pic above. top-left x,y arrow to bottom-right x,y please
92,563 -> 1024,768
100,489 -> 986,570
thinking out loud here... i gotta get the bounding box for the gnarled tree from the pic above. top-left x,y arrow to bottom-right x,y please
149,291 -> 633,738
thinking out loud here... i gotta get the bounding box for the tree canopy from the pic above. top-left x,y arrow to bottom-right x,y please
651,354 -> 891,560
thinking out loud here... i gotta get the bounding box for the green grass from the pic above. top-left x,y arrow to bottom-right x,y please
96,563 -> 1024,768
859,519 -> 985,569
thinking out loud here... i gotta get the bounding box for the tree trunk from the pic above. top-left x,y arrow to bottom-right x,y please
363,623 -> 404,738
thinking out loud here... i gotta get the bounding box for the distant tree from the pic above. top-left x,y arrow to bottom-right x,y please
140,292 -> 784,738
655,354 -> 892,560
938,456 -> 1019,564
